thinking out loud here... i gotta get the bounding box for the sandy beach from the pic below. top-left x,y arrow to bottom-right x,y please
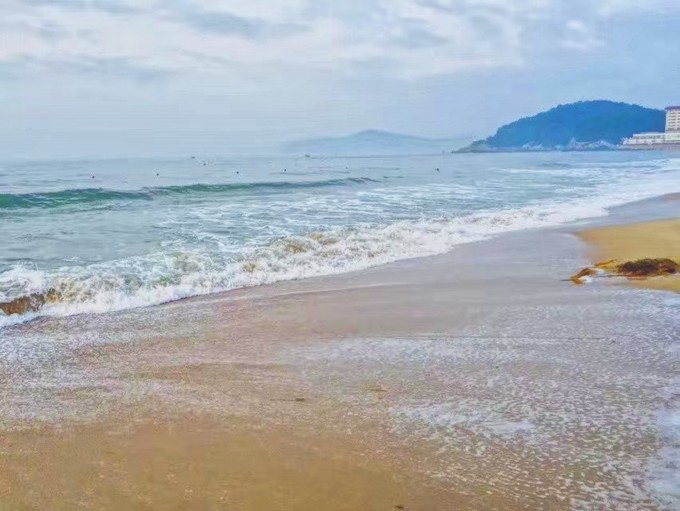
580,218 -> 680,293
2,0 -> 679,507
1,196 -> 679,510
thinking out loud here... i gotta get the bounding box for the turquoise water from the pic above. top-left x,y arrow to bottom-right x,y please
1,151 -> 679,327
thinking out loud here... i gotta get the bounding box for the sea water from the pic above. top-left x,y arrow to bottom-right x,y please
1,151 -> 679,328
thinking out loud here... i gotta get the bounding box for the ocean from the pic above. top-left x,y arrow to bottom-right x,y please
1,151 -> 679,328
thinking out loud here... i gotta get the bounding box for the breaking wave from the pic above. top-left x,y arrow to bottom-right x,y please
0,177 -> 381,210
0,198 -> 664,327
2,156 -> 679,329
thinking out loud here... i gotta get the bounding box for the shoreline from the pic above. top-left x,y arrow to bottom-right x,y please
4,171 -> 680,331
1,194 -> 679,509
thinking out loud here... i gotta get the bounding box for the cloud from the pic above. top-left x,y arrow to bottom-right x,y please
597,0 -> 680,16
0,54 -> 172,82
2,0 -> 554,79
55,55 -> 173,81
392,24 -> 449,49
19,0 -> 139,14
164,3 -> 307,39
1,0 -> 677,82
0,18 -> 71,42
561,19 -> 603,51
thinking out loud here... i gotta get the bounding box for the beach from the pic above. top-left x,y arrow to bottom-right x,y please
3,0 -> 680,506
1,191 -> 678,510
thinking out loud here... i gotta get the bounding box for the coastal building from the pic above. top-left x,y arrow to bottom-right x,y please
623,106 -> 680,149
666,106 -> 680,132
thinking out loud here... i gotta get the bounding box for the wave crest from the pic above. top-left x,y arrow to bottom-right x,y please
0,177 -> 381,210
0,200 -> 610,326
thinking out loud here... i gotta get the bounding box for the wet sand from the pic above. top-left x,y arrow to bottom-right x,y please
1,197 -> 679,510
0,415 -> 457,511
580,218 -> 680,292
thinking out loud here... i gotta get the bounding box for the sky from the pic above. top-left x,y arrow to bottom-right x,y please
1,0 -> 679,158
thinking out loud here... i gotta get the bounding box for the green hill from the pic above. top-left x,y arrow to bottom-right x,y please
461,100 -> 665,152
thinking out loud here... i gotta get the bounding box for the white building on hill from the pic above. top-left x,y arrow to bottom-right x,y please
666,105 -> 680,132
623,106 -> 680,148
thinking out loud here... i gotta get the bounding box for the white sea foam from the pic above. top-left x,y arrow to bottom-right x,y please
648,366 -> 680,508
650,405 -> 680,509
1,157 -> 679,328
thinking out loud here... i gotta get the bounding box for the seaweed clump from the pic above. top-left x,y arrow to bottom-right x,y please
570,267 -> 598,285
570,258 -> 679,285
616,258 -> 679,277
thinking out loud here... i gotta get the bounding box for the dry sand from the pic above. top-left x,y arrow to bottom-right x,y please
580,218 -> 680,292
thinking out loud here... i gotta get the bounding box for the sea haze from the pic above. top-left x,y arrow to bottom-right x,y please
1,151 -> 679,328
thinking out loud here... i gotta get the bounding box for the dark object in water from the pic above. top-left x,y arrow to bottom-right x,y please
0,289 -> 61,316
616,258 -> 679,277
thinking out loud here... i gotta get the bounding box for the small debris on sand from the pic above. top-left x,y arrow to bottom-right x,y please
570,267 -> 597,285
365,386 -> 387,393
594,259 -> 617,269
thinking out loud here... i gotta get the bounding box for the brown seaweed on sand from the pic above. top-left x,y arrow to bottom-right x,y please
570,267 -> 598,285
594,259 -> 617,270
616,258 -> 679,277
570,258 -> 680,285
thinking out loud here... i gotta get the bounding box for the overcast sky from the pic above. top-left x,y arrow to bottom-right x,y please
1,0 -> 679,158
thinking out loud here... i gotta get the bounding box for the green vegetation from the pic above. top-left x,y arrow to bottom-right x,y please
461,100 -> 665,152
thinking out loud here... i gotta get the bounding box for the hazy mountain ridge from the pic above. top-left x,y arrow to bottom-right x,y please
460,100 -> 666,152
284,130 -> 472,156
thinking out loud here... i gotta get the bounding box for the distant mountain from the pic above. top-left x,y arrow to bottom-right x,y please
460,100 -> 666,152
284,130 -> 472,156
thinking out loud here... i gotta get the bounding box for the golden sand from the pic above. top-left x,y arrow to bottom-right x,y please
0,413 -> 461,511
579,218 -> 680,292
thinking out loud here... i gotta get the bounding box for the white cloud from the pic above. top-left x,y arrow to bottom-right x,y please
597,0 -> 680,16
561,19 -> 603,52
1,0 -> 560,79
3,0 -> 675,81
